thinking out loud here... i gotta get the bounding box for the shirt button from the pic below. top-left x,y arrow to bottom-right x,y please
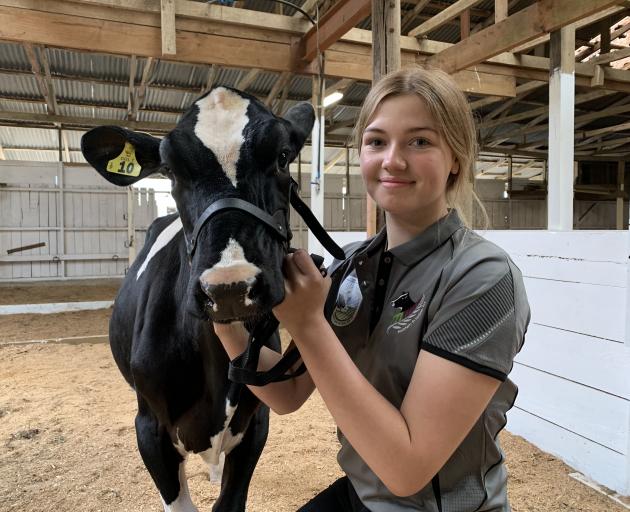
358,260 -> 364,266
384,256 -> 391,264
362,280 -> 368,286
378,278 -> 385,286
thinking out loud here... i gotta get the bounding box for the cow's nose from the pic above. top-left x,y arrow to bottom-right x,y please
199,263 -> 260,308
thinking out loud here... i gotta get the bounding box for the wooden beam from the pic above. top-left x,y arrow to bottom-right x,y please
201,64 -> 217,94
409,0 -> 484,38
324,148 -> 346,172
427,0 -> 622,74
0,110 -> 174,132
590,46 -> 630,66
132,56 -> 155,119
460,9 -> 470,40
236,68 -> 261,91
495,0 -> 508,23
473,80 -> 545,112
513,5 -> 627,55
161,0 -> 176,56
127,55 -> 137,120
0,141 -> 5,160
302,0 -> 372,62
579,121 -> 630,139
401,0 -> 431,34
265,71 -> 292,107
294,0 -> 318,18
324,78 -> 355,97
372,0 -> 401,82
23,43 -> 57,114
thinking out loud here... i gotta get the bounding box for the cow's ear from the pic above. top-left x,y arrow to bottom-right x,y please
283,102 -> 315,151
81,126 -> 162,186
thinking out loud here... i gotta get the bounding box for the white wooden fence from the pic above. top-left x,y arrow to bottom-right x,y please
0,162 -> 156,280
484,230 -> 630,496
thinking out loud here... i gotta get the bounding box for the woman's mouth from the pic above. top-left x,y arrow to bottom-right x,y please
379,177 -> 415,188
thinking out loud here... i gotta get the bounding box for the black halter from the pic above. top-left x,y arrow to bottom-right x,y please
186,177 -> 345,387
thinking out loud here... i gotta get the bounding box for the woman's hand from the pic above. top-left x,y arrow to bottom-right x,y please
273,249 -> 331,337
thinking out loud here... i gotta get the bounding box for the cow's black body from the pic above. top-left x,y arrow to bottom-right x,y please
112,213 -> 275,510
81,87 -> 315,511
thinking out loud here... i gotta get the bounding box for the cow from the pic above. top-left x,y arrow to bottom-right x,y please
80,86 -> 315,512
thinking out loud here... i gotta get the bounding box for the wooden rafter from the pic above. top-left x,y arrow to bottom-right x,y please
401,0 -> 431,34
127,55 -> 137,120
409,0 -> 484,38
0,110 -> 174,133
513,5 -> 627,55
427,0 -> 622,73
23,43 -> 57,114
0,141 -> 5,160
132,57 -> 155,120
590,46 -> 630,66
160,0 -> 176,55
265,71 -> 292,107
201,64 -> 217,94
301,0 -> 371,62
236,68 -> 260,91
324,148 -> 346,172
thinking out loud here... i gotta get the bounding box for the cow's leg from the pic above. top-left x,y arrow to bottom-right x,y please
212,402 -> 269,512
135,399 -> 198,512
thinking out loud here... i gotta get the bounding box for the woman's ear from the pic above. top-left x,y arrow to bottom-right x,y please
450,159 -> 460,175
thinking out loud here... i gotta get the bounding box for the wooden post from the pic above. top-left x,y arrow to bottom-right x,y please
460,9 -> 470,39
127,187 -> 136,264
368,0 -> 400,236
507,155 -> 513,229
548,25 -> 575,231
494,0 -> 508,22
161,0 -> 176,56
617,160 -> 625,230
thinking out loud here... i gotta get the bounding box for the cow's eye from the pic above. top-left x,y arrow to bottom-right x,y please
278,151 -> 289,170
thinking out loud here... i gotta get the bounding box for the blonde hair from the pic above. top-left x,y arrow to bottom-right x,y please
353,67 -> 486,228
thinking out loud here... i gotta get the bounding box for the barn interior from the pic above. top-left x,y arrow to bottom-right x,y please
1,2 -> 630,510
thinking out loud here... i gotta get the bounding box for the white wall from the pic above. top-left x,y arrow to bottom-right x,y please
0,162 -> 157,280
484,230 -> 630,495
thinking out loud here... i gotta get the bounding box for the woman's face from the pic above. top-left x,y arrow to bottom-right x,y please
359,94 -> 458,225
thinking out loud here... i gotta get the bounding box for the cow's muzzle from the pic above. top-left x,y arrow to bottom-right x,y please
199,265 -> 260,323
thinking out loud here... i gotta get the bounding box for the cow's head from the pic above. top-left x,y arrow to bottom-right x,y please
81,87 -> 315,323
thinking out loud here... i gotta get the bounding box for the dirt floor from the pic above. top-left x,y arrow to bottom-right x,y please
0,284 -> 627,511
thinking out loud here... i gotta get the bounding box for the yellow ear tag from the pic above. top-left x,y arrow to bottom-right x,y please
106,142 -> 142,177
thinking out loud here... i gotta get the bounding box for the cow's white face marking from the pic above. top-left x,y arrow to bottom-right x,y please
194,87 -> 250,187
136,217 -> 183,280
199,239 -> 261,305
160,460 -> 198,512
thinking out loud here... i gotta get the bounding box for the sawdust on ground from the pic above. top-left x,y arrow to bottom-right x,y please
0,284 -> 626,511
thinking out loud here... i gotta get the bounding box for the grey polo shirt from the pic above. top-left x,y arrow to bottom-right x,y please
325,210 -> 530,512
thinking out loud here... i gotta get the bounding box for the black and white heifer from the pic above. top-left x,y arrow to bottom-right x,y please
81,87 -> 315,511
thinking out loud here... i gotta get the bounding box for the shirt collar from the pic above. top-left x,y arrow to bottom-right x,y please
387,209 -> 464,266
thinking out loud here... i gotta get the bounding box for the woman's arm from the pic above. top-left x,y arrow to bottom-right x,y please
213,321 -> 316,415
273,250 -> 501,496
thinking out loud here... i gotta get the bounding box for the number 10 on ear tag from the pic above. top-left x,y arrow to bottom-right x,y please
106,142 -> 142,177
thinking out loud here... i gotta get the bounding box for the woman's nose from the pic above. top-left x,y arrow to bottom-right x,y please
382,144 -> 407,172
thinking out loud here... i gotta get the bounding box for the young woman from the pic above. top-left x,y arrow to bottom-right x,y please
215,67 -> 530,512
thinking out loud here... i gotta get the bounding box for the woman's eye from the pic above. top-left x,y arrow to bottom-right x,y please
411,138 -> 429,147
278,151 -> 289,169
365,138 -> 384,147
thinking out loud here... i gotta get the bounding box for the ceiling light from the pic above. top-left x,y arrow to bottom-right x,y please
323,91 -> 343,107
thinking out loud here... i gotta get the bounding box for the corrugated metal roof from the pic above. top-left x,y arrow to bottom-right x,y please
57,104 -> 127,121
151,60 -> 208,89
0,99 -> 47,114
54,79 -> 129,106
0,126 -> 58,147
4,149 -> 58,162
0,42 -> 30,71
0,74 -> 41,100
47,48 -> 130,82
144,88 -> 192,111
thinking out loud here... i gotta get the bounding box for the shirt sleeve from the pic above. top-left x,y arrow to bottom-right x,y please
421,254 -> 529,381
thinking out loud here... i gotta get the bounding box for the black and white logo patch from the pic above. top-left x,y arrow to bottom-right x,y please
331,275 -> 362,327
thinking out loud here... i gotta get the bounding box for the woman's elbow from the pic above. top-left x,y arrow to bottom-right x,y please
381,469 -> 432,498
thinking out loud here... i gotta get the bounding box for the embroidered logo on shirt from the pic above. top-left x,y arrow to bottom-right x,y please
387,292 -> 426,334
331,275 -> 362,327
